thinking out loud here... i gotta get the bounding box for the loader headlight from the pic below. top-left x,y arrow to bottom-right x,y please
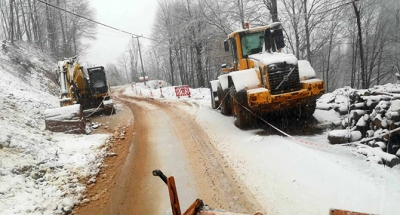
268,64 -> 277,70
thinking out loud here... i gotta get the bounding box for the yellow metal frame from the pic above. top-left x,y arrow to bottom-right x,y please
247,80 -> 324,111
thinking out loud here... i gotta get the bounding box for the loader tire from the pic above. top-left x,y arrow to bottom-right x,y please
217,83 -> 232,116
300,101 -> 316,119
232,89 -> 254,129
210,86 -> 219,109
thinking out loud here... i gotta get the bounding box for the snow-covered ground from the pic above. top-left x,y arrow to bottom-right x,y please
0,43 -> 110,214
124,82 -> 400,215
2,40 -> 400,214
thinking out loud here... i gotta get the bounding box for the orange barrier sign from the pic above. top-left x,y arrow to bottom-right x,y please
174,85 -> 191,98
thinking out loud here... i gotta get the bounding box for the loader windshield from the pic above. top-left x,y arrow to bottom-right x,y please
241,32 -> 264,58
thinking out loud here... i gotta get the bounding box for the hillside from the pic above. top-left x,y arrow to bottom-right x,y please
0,42 -> 109,214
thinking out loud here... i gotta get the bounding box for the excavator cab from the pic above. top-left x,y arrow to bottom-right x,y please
87,66 -> 109,97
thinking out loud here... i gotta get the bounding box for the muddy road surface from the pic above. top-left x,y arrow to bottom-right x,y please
76,93 -> 262,214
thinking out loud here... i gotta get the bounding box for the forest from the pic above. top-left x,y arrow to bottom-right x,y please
1,0 -> 400,92
0,0 -> 96,58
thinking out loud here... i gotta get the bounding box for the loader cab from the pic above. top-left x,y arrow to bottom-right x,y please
224,23 -> 285,71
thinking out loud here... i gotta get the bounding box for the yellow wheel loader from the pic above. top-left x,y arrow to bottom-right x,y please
210,23 -> 325,129
44,56 -> 114,134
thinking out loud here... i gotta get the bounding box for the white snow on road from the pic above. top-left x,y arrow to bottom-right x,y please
126,82 -> 400,215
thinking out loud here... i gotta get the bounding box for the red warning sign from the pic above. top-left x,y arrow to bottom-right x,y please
174,85 -> 191,98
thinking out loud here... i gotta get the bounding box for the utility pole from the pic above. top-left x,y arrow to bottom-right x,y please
135,36 -> 146,85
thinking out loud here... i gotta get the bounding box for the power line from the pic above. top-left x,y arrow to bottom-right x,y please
36,0 -> 155,41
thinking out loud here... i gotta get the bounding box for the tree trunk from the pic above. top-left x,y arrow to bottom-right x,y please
27,0 -> 37,43
190,45 -> 195,86
291,0 -> 300,59
9,0 -> 14,43
237,0 -> 245,29
14,1 -> 21,40
168,40 -> 174,86
376,49 -> 382,85
326,33 -> 334,92
57,0 -> 66,55
353,2 -> 366,89
303,0 -> 312,63
195,42 -> 204,87
271,0 -> 279,22
351,31 -> 358,88
264,0 -> 279,22
175,39 -> 185,85
0,2 -> 10,40
33,0 -> 42,49
19,0 -> 31,42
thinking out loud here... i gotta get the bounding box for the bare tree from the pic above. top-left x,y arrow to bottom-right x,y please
127,37 -> 139,82
0,0 -> 96,58
263,0 -> 279,22
137,0 -> 400,91
9,0 -> 14,43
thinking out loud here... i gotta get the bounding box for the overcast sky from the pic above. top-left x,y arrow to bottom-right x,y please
82,0 -> 157,66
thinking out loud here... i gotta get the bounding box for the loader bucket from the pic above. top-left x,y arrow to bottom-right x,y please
44,104 -> 86,134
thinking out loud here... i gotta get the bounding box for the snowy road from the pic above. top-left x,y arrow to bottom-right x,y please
77,84 -> 400,215
77,93 -> 261,214
167,91 -> 400,215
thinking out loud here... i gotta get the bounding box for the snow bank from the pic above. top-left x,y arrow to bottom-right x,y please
357,145 -> 399,165
0,133 -> 109,214
0,42 -> 110,214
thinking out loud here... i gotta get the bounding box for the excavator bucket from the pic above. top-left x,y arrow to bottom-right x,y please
44,104 -> 86,134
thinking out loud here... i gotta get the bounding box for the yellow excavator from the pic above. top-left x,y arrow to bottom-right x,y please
44,56 -> 114,134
